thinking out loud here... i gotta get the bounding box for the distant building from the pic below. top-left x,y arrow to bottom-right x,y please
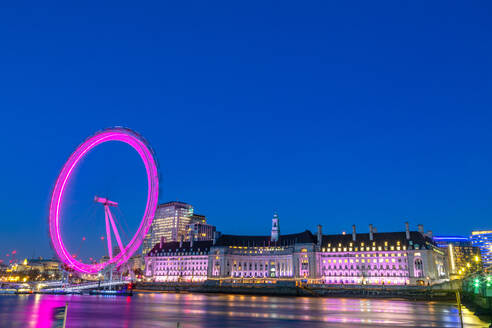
12,258 -> 60,273
145,213 -> 448,286
186,213 -> 215,241
470,230 -> 492,272
190,214 -> 206,224
26,258 -> 60,272
187,222 -> 216,242
433,236 -> 482,277
143,201 -> 194,254
143,201 -> 216,255
126,255 -> 144,272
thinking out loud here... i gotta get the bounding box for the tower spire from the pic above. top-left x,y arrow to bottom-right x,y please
271,211 -> 280,242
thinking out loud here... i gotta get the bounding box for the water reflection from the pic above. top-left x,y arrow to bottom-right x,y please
0,293 -> 488,327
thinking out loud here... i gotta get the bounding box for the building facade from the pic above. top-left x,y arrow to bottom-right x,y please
143,202 -> 216,255
470,230 -> 492,272
14,258 -> 60,273
145,214 -> 449,286
208,230 -> 316,280
145,240 -> 212,282
316,223 -> 447,286
188,222 -> 216,242
143,201 -> 194,255
433,236 -> 482,277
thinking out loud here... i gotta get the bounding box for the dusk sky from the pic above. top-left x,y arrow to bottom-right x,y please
1,2 -> 491,261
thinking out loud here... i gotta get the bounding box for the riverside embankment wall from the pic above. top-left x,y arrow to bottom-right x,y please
135,282 -> 457,300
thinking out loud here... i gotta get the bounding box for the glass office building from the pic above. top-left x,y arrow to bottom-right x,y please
142,202 -> 194,255
142,202 -> 216,255
470,230 -> 492,272
433,236 -> 482,276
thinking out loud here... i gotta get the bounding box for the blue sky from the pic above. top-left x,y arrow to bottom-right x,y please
0,1 -> 491,261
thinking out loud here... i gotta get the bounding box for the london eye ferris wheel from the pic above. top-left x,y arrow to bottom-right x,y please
48,127 -> 160,275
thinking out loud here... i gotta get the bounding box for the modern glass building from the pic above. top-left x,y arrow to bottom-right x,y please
187,222 -> 216,241
470,230 -> 492,272
142,202 -> 194,255
142,202 -> 216,255
185,214 -> 216,241
433,236 -> 482,276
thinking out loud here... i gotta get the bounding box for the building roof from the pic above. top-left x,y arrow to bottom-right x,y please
158,201 -> 192,208
215,230 -> 316,247
148,240 -> 213,256
27,258 -> 59,264
148,230 -> 436,253
433,236 -> 469,241
320,231 -> 434,248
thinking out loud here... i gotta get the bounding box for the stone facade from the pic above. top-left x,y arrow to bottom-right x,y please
145,240 -> 212,282
316,230 -> 447,285
208,231 -> 316,279
145,217 -> 448,286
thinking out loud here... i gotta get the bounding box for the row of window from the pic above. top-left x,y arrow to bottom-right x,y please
154,260 -> 207,265
231,272 -> 283,278
322,271 -> 409,277
322,259 -> 405,265
152,252 -> 208,256
323,279 -> 407,284
156,266 -> 206,270
321,252 -> 407,258
230,262 -> 291,271
155,271 -> 207,276
322,264 -> 406,270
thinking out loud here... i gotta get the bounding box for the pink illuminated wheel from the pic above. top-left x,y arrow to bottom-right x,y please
49,127 -> 159,274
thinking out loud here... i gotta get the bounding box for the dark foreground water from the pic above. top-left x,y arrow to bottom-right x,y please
0,293 -> 489,328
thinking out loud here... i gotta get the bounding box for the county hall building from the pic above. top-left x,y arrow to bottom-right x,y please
145,213 -> 448,285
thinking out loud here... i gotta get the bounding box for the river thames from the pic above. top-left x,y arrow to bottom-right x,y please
0,293 -> 489,327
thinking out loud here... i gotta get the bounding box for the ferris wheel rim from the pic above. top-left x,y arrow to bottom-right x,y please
48,127 -> 159,274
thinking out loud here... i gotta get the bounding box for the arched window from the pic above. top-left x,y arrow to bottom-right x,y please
414,258 -> 423,277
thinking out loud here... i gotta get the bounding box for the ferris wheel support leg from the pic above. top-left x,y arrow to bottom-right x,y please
106,206 -> 125,255
105,206 -> 113,259
109,265 -> 113,291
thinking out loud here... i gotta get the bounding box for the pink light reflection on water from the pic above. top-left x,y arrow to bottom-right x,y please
1,293 -> 489,328
24,294 -> 66,328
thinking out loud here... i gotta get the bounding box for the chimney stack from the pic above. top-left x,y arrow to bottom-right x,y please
352,224 -> 356,242
405,222 -> 410,240
317,225 -> 322,248
160,236 -> 165,249
369,224 -> 374,241
179,235 -> 183,248
418,224 -> 424,235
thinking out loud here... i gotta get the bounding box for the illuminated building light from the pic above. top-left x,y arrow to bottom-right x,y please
471,231 -> 492,235
144,225 -> 449,286
449,244 -> 455,272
